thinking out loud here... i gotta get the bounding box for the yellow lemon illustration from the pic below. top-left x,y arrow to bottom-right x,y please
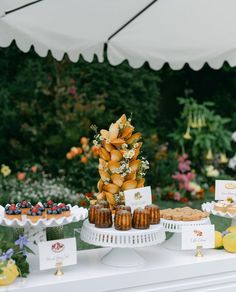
0,260 -> 19,286
223,233 -> 236,253
214,231 -> 223,248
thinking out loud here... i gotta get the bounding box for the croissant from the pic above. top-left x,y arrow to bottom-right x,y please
111,174 -> 124,187
99,147 -> 110,161
121,180 -> 137,191
95,114 -> 148,209
110,150 -> 123,162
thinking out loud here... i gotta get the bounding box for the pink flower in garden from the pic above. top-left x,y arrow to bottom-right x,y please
177,154 -> 191,172
174,192 -> 181,201
17,172 -> 26,181
68,86 -> 77,96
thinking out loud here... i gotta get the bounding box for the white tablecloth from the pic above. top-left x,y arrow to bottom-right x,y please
1,246 -> 236,291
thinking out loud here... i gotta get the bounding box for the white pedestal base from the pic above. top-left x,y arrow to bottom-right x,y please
101,248 -> 145,267
162,233 -> 182,250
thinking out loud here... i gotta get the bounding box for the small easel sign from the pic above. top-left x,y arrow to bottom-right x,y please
38,238 -> 77,275
181,225 -> 215,257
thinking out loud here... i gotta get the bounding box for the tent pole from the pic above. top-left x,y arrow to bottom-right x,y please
107,0 -> 158,41
5,0 -> 43,16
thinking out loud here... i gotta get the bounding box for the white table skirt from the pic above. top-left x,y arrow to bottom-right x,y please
1,246 -> 236,292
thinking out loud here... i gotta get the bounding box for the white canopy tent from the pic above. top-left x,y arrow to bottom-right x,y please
0,0 -> 152,62
0,0 -> 236,70
108,0 -> 236,70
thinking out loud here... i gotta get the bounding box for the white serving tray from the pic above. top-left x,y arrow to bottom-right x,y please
0,205 -> 88,228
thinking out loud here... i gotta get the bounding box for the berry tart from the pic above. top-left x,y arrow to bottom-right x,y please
27,207 -> 44,223
34,202 -> 46,218
5,204 -> 22,220
46,206 -> 63,219
43,200 -> 54,210
16,200 -> 32,215
58,203 -> 71,217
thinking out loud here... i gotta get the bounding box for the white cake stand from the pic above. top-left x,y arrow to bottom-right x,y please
0,205 -> 88,253
202,201 -> 236,226
161,217 -> 210,250
80,219 -> 166,267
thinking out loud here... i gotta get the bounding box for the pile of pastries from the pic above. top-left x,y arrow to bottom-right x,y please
4,200 -> 71,222
160,207 -> 209,221
96,114 -> 145,209
213,199 -> 236,214
88,200 -> 160,230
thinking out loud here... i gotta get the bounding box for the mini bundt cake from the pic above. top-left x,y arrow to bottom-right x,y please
95,208 -> 112,228
96,199 -> 109,209
114,210 -> 132,231
132,208 -> 150,229
145,204 -> 160,224
89,204 -> 101,224
115,205 -> 131,214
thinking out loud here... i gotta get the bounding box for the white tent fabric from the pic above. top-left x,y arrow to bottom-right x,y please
0,0 -> 151,62
108,0 -> 236,70
1,0 -> 236,70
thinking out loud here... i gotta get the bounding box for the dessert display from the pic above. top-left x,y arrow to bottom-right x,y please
34,202 -> 45,212
94,114 -> 149,209
160,207 -> 209,221
145,204 -> 160,224
58,203 -> 71,217
213,198 -> 236,214
16,200 -> 32,215
46,205 -> 63,219
95,208 -> 112,228
88,204 -> 102,224
43,200 -> 54,210
114,210 -> 132,231
115,205 -> 131,213
3,200 -> 76,223
88,202 -> 162,231
27,207 -> 44,223
96,199 -> 109,208
132,208 -> 150,229
4,204 -> 22,220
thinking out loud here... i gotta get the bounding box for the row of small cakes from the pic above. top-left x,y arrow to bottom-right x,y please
88,200 -> 160,230
4,200 -> 71,222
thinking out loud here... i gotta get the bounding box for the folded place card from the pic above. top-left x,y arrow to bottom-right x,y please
38,238 -> 77,270
124,186 -> 152,212
215,180 -> 236,200
181,225 -> 215,250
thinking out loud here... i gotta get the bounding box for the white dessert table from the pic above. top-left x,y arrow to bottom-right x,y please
2,246 -> 236,291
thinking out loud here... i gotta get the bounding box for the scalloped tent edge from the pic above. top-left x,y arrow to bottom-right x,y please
1,0 -> 236,71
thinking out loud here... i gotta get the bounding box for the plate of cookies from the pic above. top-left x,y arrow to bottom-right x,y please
0,200 -> 88,227
160,207 -> 210,233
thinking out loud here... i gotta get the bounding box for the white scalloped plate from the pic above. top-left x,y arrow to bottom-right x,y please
161,217 -> 210,233
0,205 -> 88,228
202,201 -> 236,218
